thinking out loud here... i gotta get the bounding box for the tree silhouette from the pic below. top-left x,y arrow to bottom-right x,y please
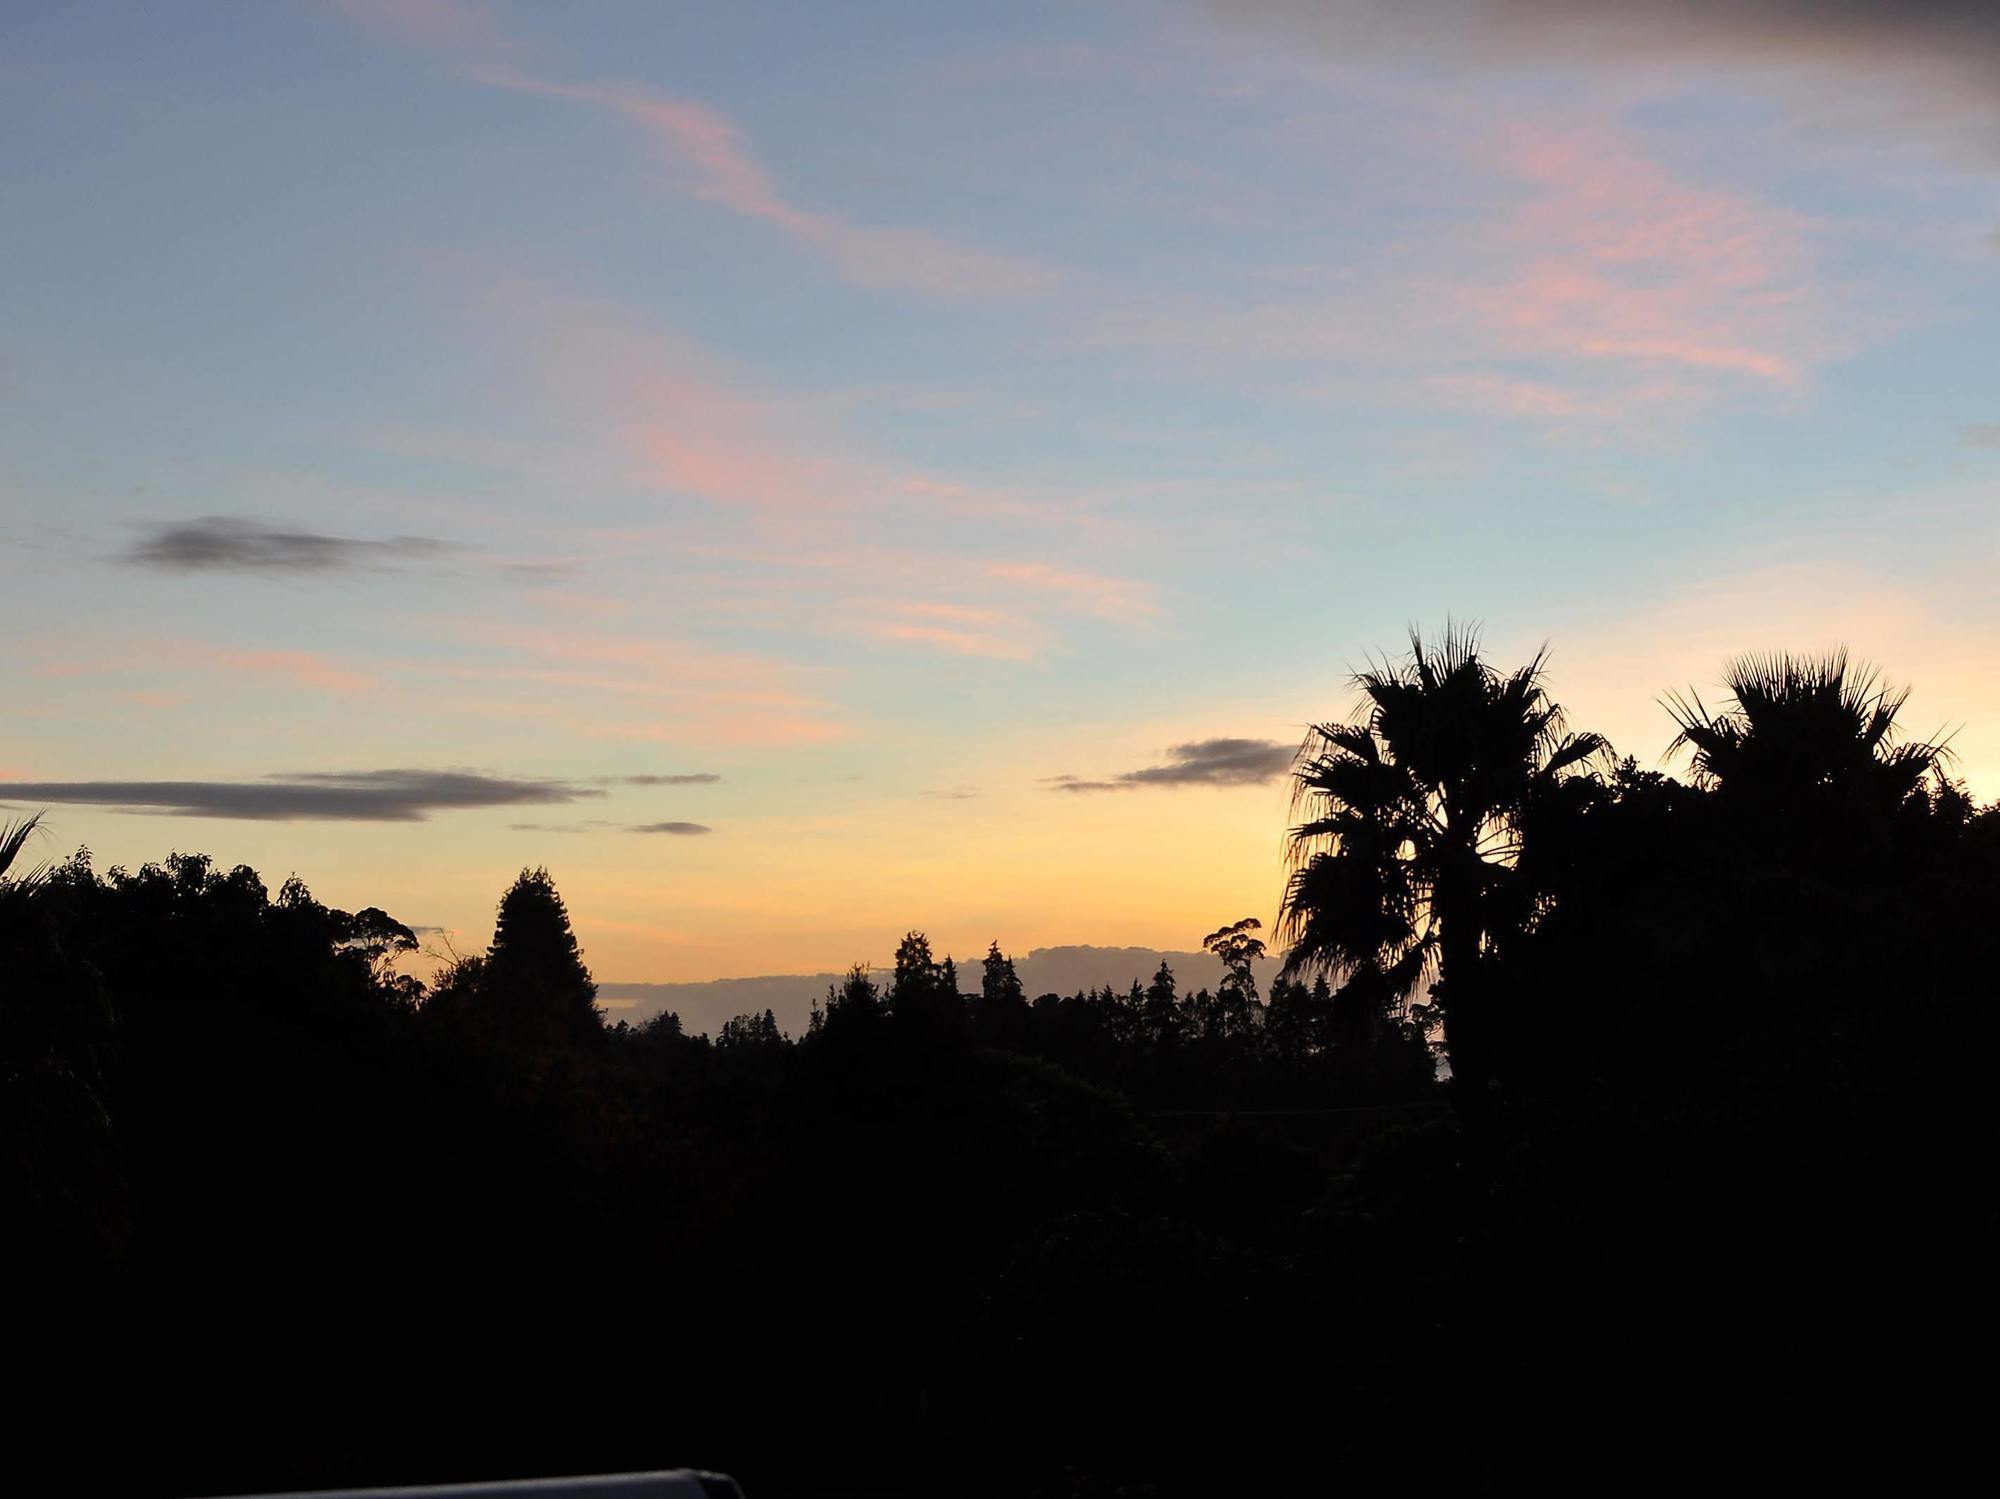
718,1008 -> 784,1050
977,940 -> 1030,1045
1201,917 -> 1266,1004
1141,958 -> 1181,1050
13,633 -> 1999,1496
478,867 -> 601,1046
1665,649 -> 1947,809
813,962 -> 883,1040
0,814 -> 50,910
1278,625 -> 1605,1110
889,931 -> 964,1040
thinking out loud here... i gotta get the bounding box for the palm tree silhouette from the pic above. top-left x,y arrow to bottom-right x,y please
1664,649 -> 1947,808
1278,626 -> 1605,1110
0,813 -> 49,911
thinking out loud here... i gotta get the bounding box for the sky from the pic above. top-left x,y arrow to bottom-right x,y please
4,0 -> 1998,983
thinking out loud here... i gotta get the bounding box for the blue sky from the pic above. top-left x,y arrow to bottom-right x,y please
5,0 -> 1997,979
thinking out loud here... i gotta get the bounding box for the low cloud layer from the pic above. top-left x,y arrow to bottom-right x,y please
630,821 -> 712,835
1048,737 -> 1296,793
606,773 -> 723,786
1,769 -> 601,822
126,516 -> 450,573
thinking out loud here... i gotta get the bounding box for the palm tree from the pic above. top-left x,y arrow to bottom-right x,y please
1664,650 -> 1946,808
1278,626 -> 1605,1106
0,813 -> 50,917
1,812 -> 46,872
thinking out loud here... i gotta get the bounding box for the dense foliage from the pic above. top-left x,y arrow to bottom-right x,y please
7,641 -> 1996,1495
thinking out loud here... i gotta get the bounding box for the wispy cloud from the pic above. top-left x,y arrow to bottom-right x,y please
412,274 -> 1163,665
479,71 -> 1065,301
445,621 -> 849,745
1467,126 -> 1822,391
846,600 -> 1039,660
0,769 -> 602,822
982,561 -> 1163,625
331,2 -> 1060,300
324,0 -> 517,57
218,650 -> 375,694
1965,423 -> 2000,449
609,772 -> 723,786
451,273 -> 1049,523
40,641 -> 376,696
1047,737 -> 1296,792
125,516 -> 449,573
1074,120 -> 1834,432
506,816 -> 714,834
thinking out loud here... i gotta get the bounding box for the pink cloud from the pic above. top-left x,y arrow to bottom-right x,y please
580,714 -> 848,748
39,643 -> 373,695
630,375 -> 851,514
403,268 -> 1162,672
328,1 -> 1063,302
1426,372 -> 1597,420
434,271 -> 961,519
845,601 -> 1039,661
217,650 -> 375,694
322,0 -> 518,57
1074,119 -> 1836,433
473,71 -> 1064,301
1470,127 -> 1820,390
855,622 -> 1036,661
982,561 -> 1162,624
443,623 -> 850,744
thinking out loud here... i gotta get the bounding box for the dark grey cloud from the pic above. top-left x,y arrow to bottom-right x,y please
1964,423 -> 2000,449
126,516 -> 451,573
1211,1 -> 2000,160
1,770 -> 603,822
598,773 -> 723,786
1048,737 -> 1295,793
1211,1 -> 2000,64
506,816 -> 718,834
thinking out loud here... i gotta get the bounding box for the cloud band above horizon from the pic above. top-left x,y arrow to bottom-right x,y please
0,770 -> 604,822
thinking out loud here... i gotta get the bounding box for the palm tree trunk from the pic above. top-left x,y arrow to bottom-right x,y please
1434,857 -> 1499,1158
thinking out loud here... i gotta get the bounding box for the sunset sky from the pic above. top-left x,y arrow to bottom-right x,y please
5,0 -> 1998,983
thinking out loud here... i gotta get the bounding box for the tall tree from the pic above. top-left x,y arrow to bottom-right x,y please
1201,917 -> 1267,1043
1201,917 -> 1267,1005
1277,625 -> 1604,1108
481,867 -> 601,1046
1141,959 -> 1181,1050
977,941 -> 1029,1043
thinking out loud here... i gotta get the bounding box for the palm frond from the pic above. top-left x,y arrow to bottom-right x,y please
0,812 -> 51,899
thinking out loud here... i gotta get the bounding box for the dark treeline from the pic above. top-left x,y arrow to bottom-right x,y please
7,632 -> 1997,1495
